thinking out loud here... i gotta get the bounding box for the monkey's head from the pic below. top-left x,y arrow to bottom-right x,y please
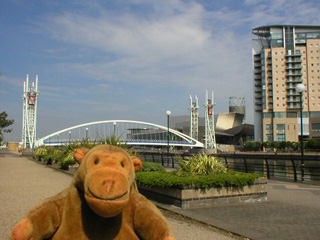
73,145 -> 142,218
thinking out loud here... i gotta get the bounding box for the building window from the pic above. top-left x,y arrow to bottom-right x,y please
312,123 -> 320,133
266,124 -> 273,141
310,112 -> 320,118
263,113 -> 273,118
287,112 -> 297,118
274,112 -> 286,118
276,124 -> 285,141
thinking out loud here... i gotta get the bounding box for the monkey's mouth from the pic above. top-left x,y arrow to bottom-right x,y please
88,188 -> 128,201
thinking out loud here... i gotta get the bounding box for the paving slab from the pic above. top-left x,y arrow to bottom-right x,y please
0,151 -> 236,240
156,177 -> 320,240
3,151 -> 320,240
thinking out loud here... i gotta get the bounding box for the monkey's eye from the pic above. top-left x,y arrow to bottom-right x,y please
94,159 -> 100,165
121,161 -> 125,168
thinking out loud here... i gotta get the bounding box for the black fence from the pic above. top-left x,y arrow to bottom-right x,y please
137,151 -> 320,182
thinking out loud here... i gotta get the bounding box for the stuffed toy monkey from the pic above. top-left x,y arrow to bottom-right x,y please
11,145 -> 175,240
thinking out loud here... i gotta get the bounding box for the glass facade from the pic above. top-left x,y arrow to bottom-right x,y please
276,124 -> 285,141
266,124 -> 273,141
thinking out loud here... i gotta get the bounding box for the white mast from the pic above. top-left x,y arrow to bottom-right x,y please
189,95 -> 199,140
22,74 -> 40,150
204,90 -> 216,151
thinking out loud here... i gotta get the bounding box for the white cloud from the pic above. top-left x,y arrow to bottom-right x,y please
28,0 -> 320,129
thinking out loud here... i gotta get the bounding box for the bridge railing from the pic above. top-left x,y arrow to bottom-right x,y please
137,151 -> 320,182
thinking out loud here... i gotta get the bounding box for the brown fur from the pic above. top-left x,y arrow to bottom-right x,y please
11,145 -> 174,240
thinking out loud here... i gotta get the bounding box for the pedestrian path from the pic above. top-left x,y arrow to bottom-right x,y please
2,151 -> 320,240
156,176 -> 320,240
0,152 -> 235,240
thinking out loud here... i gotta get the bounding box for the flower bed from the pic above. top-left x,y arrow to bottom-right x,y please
136,171 -> 267,209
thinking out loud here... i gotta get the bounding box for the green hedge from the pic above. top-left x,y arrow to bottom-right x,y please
136,171 -> 264,189
140,161 -> 166,172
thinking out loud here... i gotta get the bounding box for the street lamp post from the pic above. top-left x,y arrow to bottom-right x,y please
86,128 -> 88,141
69,131 -> 71,144
166,110 -> 172,167
296,83 -> 305,182
113,122 -> 117,137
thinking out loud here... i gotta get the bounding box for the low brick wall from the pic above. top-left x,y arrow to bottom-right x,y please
138,177 -> 267,209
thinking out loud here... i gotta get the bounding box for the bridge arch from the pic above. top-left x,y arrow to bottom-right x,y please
37,120 -> 204,148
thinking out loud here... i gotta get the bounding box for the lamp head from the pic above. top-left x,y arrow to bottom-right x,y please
166,110 -> 171,116
296,84 -> 305,93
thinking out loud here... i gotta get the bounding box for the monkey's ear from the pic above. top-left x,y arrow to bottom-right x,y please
132,157 -> 143,172
74,148 -> 90,164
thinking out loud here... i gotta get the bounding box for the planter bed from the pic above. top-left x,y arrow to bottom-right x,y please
136,172 -> 267,209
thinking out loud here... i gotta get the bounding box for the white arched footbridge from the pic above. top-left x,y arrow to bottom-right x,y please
36,120 -> 204,148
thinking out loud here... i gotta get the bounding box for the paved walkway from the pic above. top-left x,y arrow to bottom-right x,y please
0,151 -> 235,240
2,151 -> 320,240
157,174 -> 320,240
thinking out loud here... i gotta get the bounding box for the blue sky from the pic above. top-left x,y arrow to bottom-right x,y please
1,0 -> 320,142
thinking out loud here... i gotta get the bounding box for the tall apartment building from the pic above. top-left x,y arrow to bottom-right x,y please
252,25 -> 320,142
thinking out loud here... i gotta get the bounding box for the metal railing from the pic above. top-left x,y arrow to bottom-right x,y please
137,151 -> 320,182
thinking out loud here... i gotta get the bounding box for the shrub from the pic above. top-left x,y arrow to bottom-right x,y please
244,141 -> 261,151
34,146 -> 48,158
59,150 -> 77,166
262,141 -> 271,149
140,161 -> 166,172
176,154 -> 227,177
291,142 -> 299,151
271,141 -> 280,149
305,139 -> 320,150
136,171 -> 264,189
105,136 -> 127,149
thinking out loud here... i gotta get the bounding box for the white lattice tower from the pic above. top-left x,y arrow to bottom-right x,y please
22,74 -> 39,150
189,95 -> 199,140
204,90 -> 216,150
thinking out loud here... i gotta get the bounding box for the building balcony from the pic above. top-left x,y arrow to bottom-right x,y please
286,59 -> 302,64
286,53 -> 301,57
286,72 -> 302,77
287,99 -> 301,103
286,65 -> 302,70
288,105 -> 300,110
287,92 -> 300,97
286,86 -> 296,90
287,79 -> 303,83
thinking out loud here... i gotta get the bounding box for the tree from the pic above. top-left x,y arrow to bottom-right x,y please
0,111 -> 14,144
